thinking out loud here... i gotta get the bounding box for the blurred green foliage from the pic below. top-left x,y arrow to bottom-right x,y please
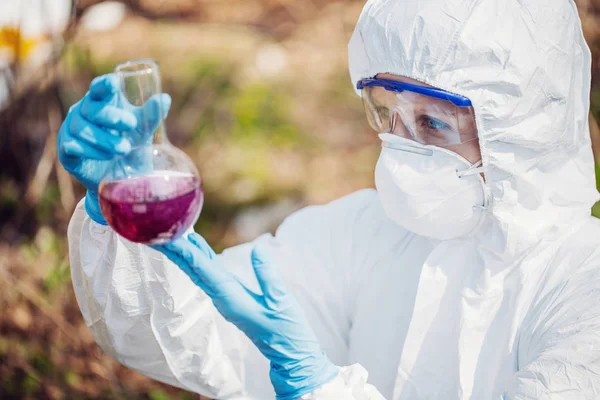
231,83 -> 302,147
593,164 -> 600,217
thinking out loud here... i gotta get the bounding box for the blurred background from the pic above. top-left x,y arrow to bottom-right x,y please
0,1 -> 599,399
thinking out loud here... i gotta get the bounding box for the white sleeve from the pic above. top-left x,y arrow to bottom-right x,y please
503,262 -> 600,400
68,199 -> 253,399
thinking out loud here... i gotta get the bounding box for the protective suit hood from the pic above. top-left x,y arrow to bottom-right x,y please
349,0 -> 599,257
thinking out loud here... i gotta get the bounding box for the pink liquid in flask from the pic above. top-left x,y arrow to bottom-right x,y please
99,172 -> 203,244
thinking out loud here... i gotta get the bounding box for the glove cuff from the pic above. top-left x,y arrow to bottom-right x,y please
270,352 -> 339,400
85,191 -> 108,225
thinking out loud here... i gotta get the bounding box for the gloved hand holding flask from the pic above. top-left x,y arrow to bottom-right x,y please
59,60 -> 203,244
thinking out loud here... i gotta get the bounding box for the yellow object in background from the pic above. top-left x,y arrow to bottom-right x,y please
0,0 -> 71,108
0,26 -> 47,64
0,0 -> 71,65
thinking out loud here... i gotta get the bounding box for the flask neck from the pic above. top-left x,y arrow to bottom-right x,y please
151,122 -> 170,145
114,58 -> 169,148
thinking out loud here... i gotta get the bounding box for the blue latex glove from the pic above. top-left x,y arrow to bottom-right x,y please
57,73 -> 171,224
153,233 -> 339,400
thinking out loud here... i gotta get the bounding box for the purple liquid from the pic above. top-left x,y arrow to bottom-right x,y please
99,173 -> 203,244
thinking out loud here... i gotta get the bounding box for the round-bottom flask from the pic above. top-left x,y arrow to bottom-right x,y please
98,60 -> 203,244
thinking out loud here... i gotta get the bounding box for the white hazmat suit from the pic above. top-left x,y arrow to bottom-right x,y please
68,0 -> 600,398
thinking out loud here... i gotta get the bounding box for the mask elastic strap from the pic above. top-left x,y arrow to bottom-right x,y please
456,160 -> 484,178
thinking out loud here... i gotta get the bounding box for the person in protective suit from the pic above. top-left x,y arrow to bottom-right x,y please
58,0 -> 600,398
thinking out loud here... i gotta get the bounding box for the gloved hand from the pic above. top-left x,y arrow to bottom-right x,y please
153,233 -> 339,400
57,73 -> 171,224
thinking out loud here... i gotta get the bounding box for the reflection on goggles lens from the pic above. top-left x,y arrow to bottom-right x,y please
363,86 -> 477,146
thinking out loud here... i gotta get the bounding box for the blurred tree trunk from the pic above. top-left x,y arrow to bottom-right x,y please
578,0 -> 600,165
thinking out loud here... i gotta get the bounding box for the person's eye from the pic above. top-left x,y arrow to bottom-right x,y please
424,116 -> 449,130
415,114 -> 457,144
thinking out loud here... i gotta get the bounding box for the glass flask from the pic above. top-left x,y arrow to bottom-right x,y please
98,59 -> 203,244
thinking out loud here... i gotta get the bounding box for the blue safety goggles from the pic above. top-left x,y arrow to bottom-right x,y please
356,78 -> 477,146
356,79 -> 472,107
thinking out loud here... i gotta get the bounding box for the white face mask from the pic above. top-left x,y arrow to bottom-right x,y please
375,133 -> 488,240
